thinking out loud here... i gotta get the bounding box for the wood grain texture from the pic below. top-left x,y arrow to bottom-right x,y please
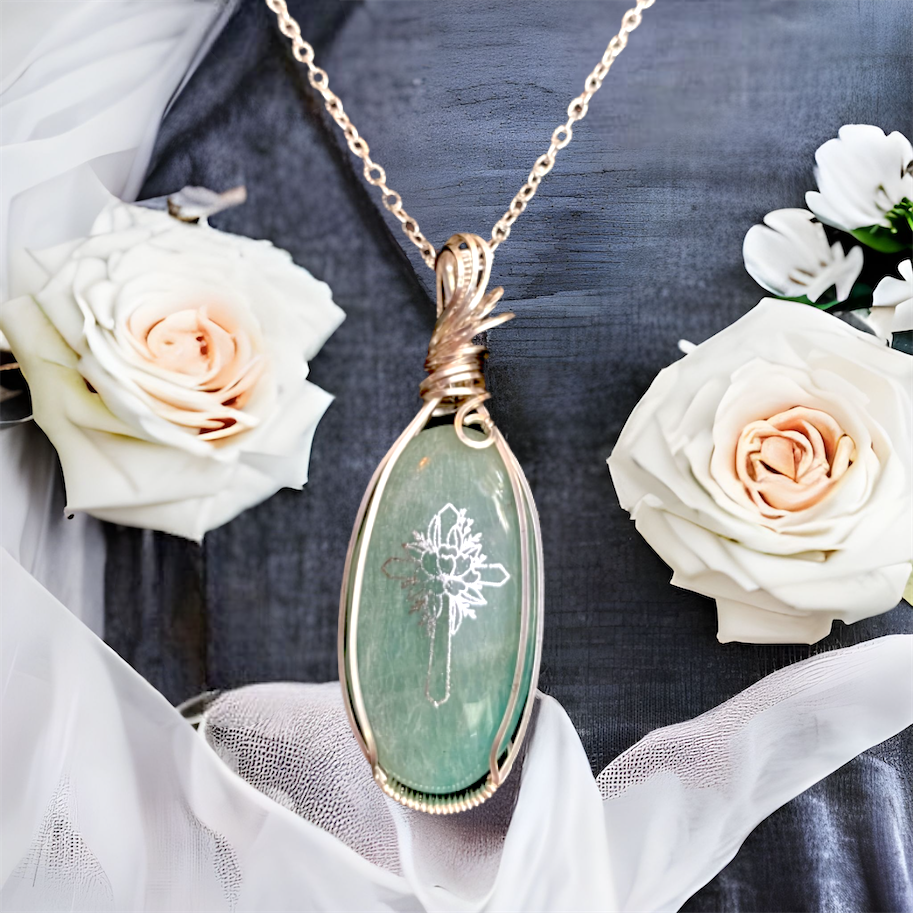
103,2 -> 913,910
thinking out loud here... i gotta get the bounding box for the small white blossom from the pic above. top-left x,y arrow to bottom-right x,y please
805,125 -> 913,232
867,260 -> 913,344
742,208 -> 863,302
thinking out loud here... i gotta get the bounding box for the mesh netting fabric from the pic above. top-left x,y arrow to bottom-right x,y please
202,682 -> 531,901
199,639 -> 912,912
5,779 -> 115,912
596,644 -> 843,799
202,683 -> 402,874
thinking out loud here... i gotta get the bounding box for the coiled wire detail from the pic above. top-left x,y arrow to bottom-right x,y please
421,234 -> 513,448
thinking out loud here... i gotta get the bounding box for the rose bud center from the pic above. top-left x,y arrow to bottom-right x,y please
735,406 -> 856,516
124,300 -> 266,441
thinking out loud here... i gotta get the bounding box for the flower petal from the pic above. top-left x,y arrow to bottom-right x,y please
805,125 -> 913,231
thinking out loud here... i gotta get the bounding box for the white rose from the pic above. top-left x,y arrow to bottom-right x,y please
608,299 -> 913,645
805,124 -> 913,241
867,259 -> 913,345
742,208 -> 863,303
0,197 -> 344,541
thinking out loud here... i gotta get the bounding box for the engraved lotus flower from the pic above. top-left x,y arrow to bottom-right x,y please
383,502 -> 510,706
385,503 -> 509,634
420,546 -> 478,597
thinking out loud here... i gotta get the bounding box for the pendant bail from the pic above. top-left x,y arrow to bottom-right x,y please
420,234 -> 514,448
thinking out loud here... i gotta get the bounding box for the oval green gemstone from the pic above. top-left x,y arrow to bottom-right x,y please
345,424 -> 538,796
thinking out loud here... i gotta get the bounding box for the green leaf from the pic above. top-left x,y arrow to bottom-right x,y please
774,282 -> 873,311
850,198 -> 913,253
850,226 -> 909,253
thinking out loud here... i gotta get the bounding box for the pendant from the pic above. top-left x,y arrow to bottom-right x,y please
339,233 -> 544,814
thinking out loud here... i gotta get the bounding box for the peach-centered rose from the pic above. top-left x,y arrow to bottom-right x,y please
736,406 -> 856,517
608,299 -> 912,645
0,196 -> 345,540
124,299 -> 265,441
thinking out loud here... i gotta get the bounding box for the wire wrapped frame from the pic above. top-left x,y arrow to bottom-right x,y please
339,232 -> 544,814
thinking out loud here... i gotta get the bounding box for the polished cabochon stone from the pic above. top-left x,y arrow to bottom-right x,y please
348,425 -> 537,795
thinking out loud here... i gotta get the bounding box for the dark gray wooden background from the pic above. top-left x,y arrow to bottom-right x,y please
105,2 -> 912,910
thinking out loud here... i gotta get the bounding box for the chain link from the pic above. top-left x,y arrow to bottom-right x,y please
266,0 -> 655,269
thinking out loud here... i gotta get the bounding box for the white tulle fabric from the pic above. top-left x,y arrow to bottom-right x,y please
0,0 -> 233,300
3,550 -> 910,913
0,424 -> 105,634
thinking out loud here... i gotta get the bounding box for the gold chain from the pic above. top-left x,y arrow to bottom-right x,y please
265,0 -> 656,270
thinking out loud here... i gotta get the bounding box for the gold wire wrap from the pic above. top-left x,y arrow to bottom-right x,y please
421,234 -> 513,448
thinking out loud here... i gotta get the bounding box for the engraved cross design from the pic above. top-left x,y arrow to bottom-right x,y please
382,503 -> 510,707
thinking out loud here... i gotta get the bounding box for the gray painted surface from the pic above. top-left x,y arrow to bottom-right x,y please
105,2 -> 912,909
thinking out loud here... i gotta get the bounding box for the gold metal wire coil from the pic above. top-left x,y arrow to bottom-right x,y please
375,766 -> 498,815
421,234 -> 512,447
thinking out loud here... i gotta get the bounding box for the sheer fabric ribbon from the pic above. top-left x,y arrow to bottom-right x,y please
3,550 -> 910,912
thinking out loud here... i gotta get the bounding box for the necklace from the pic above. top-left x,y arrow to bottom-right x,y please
268,0 -> 655,814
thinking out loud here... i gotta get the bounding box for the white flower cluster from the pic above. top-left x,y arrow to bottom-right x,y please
743,125 -> 912,346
